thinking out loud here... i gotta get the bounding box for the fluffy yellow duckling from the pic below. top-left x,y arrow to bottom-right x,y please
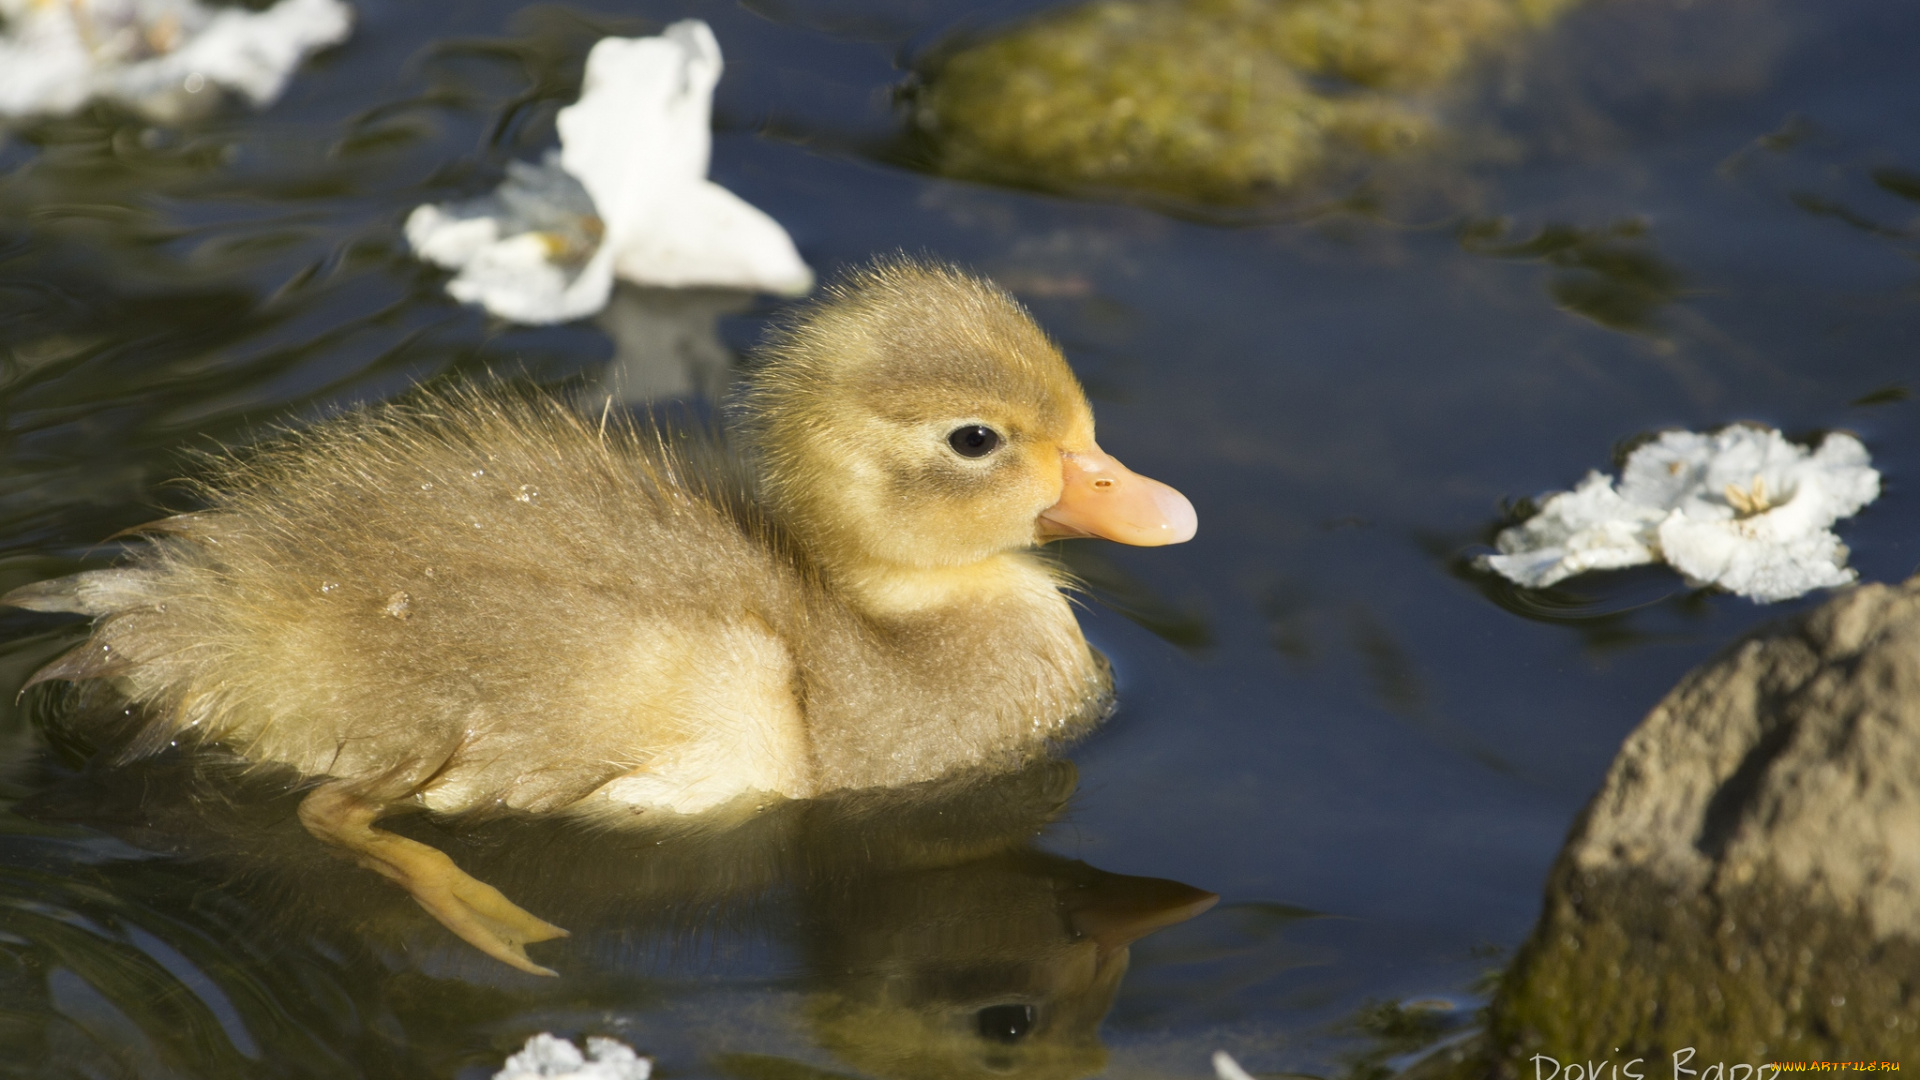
6,259 -> 1196,974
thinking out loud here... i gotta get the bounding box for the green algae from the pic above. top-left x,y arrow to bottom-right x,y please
1460,218 -> 1686,335
1446,866 -> 1920,1076
906,0 -> 1582,206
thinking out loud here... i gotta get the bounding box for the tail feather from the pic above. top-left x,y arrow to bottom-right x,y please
21,633 -> 134,692
3,568 -> 157,618
9,569 -> 165,696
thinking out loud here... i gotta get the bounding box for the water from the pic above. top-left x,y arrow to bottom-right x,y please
2,0 -> 1918,1076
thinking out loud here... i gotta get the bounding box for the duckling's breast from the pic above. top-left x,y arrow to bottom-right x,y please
793,571 -> 1114,793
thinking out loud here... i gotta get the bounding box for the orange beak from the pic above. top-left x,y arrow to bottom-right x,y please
1037,444 -> 1198,546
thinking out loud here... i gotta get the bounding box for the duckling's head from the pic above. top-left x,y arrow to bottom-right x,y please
736,260 -> 1195,582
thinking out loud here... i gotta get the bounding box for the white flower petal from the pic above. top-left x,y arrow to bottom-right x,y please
583,1038 -> 652,1079
0,0 -> 350,120
1618,429 -> 1718,512
1805,432 -> 1880,521
496,1034 -> 652,1080
1480,472 -> 1663,588
612,179 -> 814,296
106,0 -> 350,110
0,6 -> 95,116
405,155 -> 614,324
1658,511 -> 1857,604
404,205 -> 501,270
443,234 -> 617,326
557,22 -> 719,231
499,1033 -> 586,1079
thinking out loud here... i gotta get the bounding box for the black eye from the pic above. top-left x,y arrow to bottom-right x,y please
976,1003 -> 1034,1043
948,425 -> 1001,458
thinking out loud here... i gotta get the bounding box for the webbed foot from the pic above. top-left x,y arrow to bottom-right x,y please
298,783 -> 569,976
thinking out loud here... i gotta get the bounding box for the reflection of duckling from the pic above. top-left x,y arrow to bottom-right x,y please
804,854 -> 1217,1080
6,260 -> 1197,975
14,754 -> 1213,1077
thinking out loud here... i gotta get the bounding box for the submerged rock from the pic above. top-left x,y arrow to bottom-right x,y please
0,0 -> 351,122
1480,425 -> 1880,603
905,0 -> 1579,205
1469,578 -> 1920,1071
406,21 -> 813,325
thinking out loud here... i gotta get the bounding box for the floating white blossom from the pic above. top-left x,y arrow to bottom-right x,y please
494,1034 -> 652,1080
405,20 -> 814,325
1480,426 -> 1880,603
0,0 -> 352,122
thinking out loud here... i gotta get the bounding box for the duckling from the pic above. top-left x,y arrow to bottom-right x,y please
5,259 -> 1197,975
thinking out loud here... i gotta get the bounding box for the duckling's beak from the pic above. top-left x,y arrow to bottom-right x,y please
1037,445 -> 1198,546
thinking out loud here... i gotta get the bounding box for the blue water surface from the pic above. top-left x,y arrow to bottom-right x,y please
1,0 -> 1916,1076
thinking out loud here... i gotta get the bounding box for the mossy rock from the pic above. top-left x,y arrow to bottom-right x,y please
905,0 -> 1581,206
1479,866 -> 1920,1074
1454,580 -> 1920,1075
